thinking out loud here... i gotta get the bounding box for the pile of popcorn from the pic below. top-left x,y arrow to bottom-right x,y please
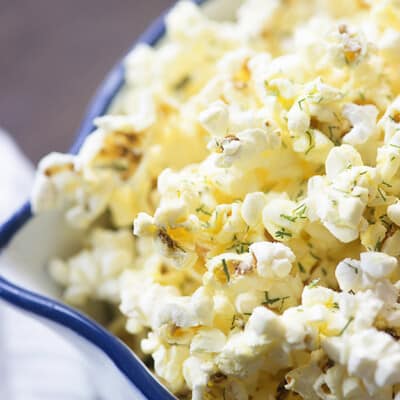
32,0 -> 400,398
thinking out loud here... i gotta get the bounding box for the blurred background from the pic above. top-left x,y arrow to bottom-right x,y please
0,0 -> 174,164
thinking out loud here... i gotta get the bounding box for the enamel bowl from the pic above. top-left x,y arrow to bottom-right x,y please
0,0 -> 243,398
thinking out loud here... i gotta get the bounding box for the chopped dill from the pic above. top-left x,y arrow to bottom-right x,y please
297,262 -> 306,273
280,213 -> 297,222
298,98 -> 306,110
338,317 -> 354,336
231,240 -> 252,254
345,262 -> 358,274
174,75 -> 191,91
296,189 -> 304,201
275,228 -> 292,239
308,278 -> 320,288
262,291 -> 290,307
377,187 -> 387,202
333,112 -> 342,123
310,251 -> 321,261
196,205 -> 212,216
222,258 -> 230,283
375,238 -> 383,251
97,163 -> 129,171
305,130 -> 315,155
294,203 -> 307,219
379,214 -> 391,229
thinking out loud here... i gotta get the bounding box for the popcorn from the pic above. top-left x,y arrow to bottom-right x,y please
240,192 -> 266,227
152,344 -> 189,393
249,242 -> 295,278
323,329 -> 400,394
198,101 -> 229,137
262,197 -> 306,241
183,357 -> 214,400
155,287 -> 214,328
31,0 -> 400,399
336,252 -> 398,294
31,152 -> 78,213
190,329 -> 226,354
325,144 -> 363,179
308,145 -> 378,243
49,229 -> 135,305
342,103 -> 379,145
360,252 -> 398,279
388,200 -> 400,226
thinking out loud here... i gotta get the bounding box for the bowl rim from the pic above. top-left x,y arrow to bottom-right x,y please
0,1 -> 206,399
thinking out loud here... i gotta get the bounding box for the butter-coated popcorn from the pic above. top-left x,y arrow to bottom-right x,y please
31,0 -> 400,398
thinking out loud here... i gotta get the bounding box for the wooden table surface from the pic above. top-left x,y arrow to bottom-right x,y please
0,0 -> 173,163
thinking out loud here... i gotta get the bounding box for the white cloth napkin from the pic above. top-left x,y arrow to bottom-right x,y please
0,128 -> 97,399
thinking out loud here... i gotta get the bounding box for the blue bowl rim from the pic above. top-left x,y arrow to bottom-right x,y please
0,1 -> 206,399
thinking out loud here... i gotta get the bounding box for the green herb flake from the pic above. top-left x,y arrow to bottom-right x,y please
374,238 -> 383,252
379,214 -> 391,229
222,258 -> 230,283
305,130 -> 315,155
377,187 -> 387,202
196,205 -> 212,216
234,241 -> 252,254
262,291 -> 290,307
333,302 -> 340,309
328,125 -> 337,136
294,203 -> 307,219
275,228 -> 293,239
338,317 -> 354,336
382,181 -> 392,188
280,213 -> 297,223
229,235 -> 251,254
298,98 -> 306,110
308,278 -> 320,288
174,75 -> 191,91
310,252 -> 321,261
345,262 -> 358,274
296,189 -> 304,201
333,112 -> 342,123
97,163 -> 129,171
298,262 -> 306,273
390,144 -> 400,149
